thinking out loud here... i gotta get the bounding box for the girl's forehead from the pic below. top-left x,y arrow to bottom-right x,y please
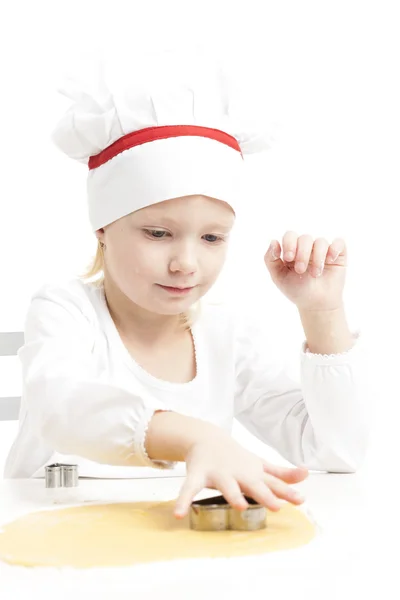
132,196 -> 235,223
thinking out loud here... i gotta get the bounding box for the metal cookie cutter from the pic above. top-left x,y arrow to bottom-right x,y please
45,463 -> 79,489
189,495 -> 267,532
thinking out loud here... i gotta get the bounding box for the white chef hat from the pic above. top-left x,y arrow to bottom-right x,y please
52,46 -> 275,232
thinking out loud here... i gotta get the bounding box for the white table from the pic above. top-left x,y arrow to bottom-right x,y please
0,464 -> 395,600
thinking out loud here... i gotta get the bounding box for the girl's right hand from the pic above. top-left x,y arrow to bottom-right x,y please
174,434 -> 308,518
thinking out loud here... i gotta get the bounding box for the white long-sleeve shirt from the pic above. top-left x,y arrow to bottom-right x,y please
4,279 -> 368,479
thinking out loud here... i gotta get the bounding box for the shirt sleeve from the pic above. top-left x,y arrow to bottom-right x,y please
233,318 -> 369,473
18,283 -> 175,470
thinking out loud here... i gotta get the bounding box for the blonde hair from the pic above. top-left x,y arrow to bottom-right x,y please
80,240 -> 200,330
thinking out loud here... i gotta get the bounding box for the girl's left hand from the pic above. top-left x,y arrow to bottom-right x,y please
264,231 -> 347,312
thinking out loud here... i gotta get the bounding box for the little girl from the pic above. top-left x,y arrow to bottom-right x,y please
4,49 -> 367,518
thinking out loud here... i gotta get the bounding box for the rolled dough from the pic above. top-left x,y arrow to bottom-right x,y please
0,500 -> 316,568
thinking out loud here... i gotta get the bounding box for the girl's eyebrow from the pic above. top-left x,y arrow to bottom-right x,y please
140,217 -> 233,230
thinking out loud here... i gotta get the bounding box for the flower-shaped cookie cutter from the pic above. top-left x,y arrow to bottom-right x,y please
189,495 -> 267,531
45,463 -> 79,488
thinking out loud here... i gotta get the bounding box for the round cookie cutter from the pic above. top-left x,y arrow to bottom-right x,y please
189,495 -> 267,531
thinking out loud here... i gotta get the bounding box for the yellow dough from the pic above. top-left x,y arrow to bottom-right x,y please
0,501 -> 316,568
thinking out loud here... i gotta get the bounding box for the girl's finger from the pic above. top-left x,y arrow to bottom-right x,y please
282,231 -> 298,262
265,239 -> 282,263
294,234 -> 314,274
310,238 -> 330,278
264,473 -> 305,505
264,240 -> 287,280
262,462 -> 309,483
327,238 -> 347,264
241,480 -> 283,512
216,476 -> 249,511
175,475 -> 205,519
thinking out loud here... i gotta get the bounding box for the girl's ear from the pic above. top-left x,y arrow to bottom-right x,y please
95,228 -> 105,243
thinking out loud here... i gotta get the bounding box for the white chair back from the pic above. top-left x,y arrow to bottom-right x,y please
0,332 -> 23,475
0,332 -> 23,421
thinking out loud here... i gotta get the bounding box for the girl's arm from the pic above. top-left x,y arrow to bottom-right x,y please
18,284 -> 177,469
233,318 -> 369,473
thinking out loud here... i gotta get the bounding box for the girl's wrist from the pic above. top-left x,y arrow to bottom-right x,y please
145,411 -> 227,463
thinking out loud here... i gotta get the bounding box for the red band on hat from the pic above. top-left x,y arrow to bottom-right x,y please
88,125 -> 242,170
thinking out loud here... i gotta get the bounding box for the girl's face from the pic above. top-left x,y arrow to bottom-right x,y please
96,195 -> 235,316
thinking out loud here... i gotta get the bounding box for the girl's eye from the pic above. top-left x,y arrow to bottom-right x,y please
144,230 -> 225,243
203,234 -> 224,243
145,229 -> 169,238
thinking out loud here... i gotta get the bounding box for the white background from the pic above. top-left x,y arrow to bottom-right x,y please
0,1 -> 399,470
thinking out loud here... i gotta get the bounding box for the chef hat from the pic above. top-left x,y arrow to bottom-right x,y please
52,46 -> 275,232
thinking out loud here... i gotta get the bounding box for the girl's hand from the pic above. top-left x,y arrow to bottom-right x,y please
264,232 -> 347,312
174,434 -> 308,518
